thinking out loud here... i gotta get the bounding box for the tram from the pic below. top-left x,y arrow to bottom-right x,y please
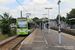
16,17 -> 34,35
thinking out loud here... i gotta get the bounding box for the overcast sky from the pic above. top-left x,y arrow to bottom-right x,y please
0,0 -> 75,19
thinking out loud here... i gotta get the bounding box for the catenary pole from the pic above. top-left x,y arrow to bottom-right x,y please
58,0 -> 61,44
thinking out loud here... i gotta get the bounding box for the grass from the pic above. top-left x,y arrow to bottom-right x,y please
0,27 -> 16,41
0,34 -> 9,41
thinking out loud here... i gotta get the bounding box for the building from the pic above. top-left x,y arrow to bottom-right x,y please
69,18 -> 75,29
36,18 -> 57,29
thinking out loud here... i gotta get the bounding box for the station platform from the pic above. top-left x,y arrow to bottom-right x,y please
19,28 -> 75,50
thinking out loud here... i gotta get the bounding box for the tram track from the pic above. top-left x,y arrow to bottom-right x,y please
0,35 -> 27,50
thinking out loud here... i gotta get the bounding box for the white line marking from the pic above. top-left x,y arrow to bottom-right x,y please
42,32 -> 48,44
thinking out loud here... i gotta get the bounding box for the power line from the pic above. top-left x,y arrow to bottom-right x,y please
16,0 -> 28,12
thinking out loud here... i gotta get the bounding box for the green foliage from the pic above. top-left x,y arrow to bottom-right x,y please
0,34 -> 9,41
11,18 -> 16,23
1,20 -> 11,35
66,9 -> 75,24
51,27 -> 75,36
56,15 -> 66,22
0,23 -> 1,28
32,17 -> 39,22
0,12 -> 16,40
45,17 -> 48,19
10,27 -> 16,36
56,15 -> 62,21
0,12 -> 11,35
61,16 -> 66,22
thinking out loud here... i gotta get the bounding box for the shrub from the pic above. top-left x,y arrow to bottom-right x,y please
50,27 -> 75,36
1,22 -> 11,35
10,27 -> 16,36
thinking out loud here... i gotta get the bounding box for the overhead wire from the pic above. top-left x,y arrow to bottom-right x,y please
16,0 -> 28,12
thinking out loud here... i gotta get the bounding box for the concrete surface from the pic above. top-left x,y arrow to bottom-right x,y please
19,28 -> 75,50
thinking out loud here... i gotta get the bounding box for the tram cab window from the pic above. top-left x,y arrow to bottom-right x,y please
18,20 -> 27,28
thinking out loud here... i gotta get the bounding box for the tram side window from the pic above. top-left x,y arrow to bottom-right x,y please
28,23 -> 30,29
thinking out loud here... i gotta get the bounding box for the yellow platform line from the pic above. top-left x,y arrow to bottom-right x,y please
51,29 -> 75,40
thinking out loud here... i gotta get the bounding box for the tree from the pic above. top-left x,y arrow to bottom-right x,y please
32,17 -> 39,22
11,18 -> 16,23
45,17 -> 48,19
0,12 -> 12,35
56,14 -> 62,21
66,9 -> 75,24
61,16 -> 66,22
56,15 -> 66,22
0,12 -> 12,24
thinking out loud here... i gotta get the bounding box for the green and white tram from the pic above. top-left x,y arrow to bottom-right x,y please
17,17 -> 30,35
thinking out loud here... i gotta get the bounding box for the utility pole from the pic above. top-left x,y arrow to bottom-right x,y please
43,14 -> 47,30
45,8 -> 52,34
21,11 -> 22,18
57,0 -> 61,44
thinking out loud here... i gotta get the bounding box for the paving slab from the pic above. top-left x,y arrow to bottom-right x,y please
43,29 -> 75,50
19,28 -> 70,50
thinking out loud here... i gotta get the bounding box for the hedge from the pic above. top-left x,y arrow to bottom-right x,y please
50,27 -> 75,36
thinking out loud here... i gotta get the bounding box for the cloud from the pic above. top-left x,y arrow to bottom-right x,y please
0,0 -> 15,5
61,0 -> 70,2
23,0 -> 58,18
10,10 -> 17,13
24,0 -> 31,4
33,0 -> 47,4
0,6 -> 10,10
1,0 -> 74,19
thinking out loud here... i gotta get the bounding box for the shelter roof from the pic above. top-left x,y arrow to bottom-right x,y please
69,18 -> 75,20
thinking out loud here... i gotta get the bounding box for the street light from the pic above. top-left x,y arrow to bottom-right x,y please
43,14 -> 47,30
42,19 -> 44,30
57,0 -> 61,44
45,8 -> 52,33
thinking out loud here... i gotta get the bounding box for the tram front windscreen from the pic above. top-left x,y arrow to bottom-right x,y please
18,18 -> 27,28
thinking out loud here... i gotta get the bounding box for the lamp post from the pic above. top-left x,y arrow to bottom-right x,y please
21,11 -> 22,18
45,8 -> 52,33
42,19 -> 44,31
43,14 -> 47,30
57,0 -> 61,44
